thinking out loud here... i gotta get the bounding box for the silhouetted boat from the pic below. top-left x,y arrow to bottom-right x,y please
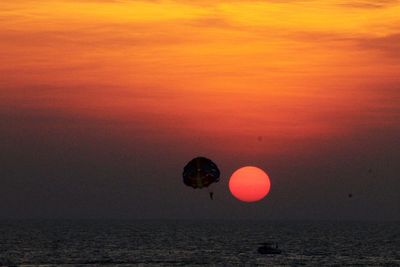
257,242 -> 282,255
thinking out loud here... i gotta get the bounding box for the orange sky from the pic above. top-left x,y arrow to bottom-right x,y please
1,0 -> 399,156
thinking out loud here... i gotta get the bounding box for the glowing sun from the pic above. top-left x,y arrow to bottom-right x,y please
229,166 -> 271,202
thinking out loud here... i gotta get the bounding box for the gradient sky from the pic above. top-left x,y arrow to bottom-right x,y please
1,0 -> 399,220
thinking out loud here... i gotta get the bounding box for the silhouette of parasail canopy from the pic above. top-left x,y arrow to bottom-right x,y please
182,157 -> 220,189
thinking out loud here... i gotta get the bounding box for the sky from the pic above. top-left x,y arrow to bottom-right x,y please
0,0 -> 399,220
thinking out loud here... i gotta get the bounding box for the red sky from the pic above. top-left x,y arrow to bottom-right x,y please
0,0 -> 399,219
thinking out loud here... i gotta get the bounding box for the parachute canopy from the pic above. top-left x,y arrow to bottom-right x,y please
182,157 -> 220,189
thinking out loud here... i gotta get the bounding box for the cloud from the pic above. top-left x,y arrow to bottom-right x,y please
272,29 -> 400,62
339,0 -> 400,8
186,17 -> 235,29
355,33 -> 400,59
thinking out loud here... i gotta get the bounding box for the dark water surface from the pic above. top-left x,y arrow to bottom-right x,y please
0,220 -> 399,266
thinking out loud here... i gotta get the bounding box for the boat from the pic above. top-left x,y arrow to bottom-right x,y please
257,242 -> 282,255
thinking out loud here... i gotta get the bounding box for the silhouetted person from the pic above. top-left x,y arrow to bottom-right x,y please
348,193 -> 353,198
209,192 -> 214,200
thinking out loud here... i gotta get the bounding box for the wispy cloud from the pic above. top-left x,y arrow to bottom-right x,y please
356,33 -> 400,59
339,0 -> 400,9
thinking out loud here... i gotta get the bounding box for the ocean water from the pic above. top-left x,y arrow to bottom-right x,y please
0,220 -> 399,266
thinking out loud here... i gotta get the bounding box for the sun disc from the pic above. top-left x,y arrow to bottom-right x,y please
229,166 -> 271,202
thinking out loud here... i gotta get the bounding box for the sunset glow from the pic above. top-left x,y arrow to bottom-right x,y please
1,0 -> 400,221
1,0 -> 399,158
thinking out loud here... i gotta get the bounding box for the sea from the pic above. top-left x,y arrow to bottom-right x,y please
0,220 -> 399,266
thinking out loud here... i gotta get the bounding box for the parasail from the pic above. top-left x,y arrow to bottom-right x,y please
182,157 -> 220,189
